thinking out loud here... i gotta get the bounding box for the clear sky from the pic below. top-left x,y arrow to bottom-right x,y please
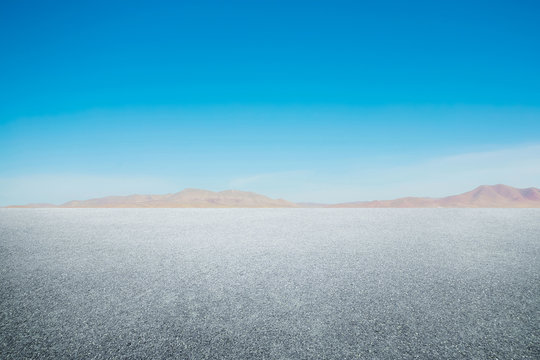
1,0 -> 539,205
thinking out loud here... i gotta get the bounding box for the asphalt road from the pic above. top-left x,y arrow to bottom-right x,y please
1,209 -> 539,359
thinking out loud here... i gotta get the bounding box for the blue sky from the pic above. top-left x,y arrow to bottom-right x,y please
1,0 -> 539,204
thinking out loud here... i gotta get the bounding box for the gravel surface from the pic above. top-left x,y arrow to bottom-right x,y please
1,209 -> 539,359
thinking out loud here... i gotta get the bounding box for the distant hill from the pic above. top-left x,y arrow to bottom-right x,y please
7,189 -> 297,208
5,184 -> 540,208
331,184 -> 540,208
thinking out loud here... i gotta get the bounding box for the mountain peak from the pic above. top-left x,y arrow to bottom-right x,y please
331,184 -> 540,208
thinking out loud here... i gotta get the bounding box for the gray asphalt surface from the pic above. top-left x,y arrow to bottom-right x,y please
0,209 -> 539,359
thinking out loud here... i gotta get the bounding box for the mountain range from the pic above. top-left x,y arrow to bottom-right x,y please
5,184 -> 540,208
6,189 -> 296,208
329,184 -> 540,208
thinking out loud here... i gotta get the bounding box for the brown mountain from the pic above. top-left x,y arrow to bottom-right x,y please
8,188 -> 298,208
5,184 -> 540,208
331,184 -> 540,208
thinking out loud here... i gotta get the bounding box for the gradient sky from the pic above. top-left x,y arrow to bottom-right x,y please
1,0 -> 539,205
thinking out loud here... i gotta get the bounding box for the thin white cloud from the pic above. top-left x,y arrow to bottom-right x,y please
229,170 -> 309,188
306,143 -> 540,202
